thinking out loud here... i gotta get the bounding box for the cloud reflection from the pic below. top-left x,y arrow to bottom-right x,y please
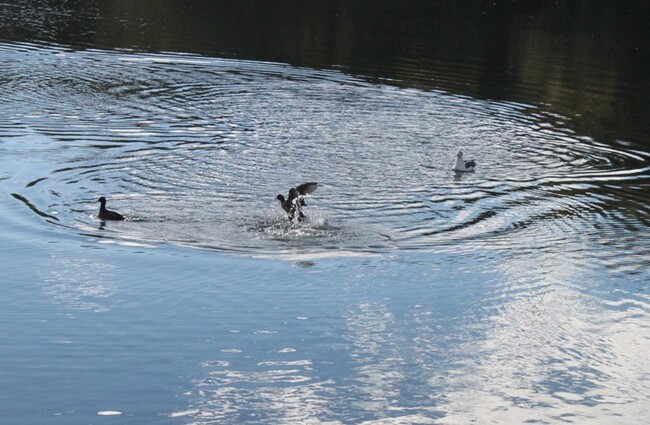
175,357 -> 339,424
431,252 -> 650,424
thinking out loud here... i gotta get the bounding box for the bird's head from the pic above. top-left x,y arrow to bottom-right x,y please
276,194 -> 285,202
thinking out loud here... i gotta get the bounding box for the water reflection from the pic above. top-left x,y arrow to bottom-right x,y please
1,1 -> 648,145
40,246 -> 117,312
171,252 -> 649,424
181,358 -> 337,423
341,302 -> 442,423
433,252 -> 650,423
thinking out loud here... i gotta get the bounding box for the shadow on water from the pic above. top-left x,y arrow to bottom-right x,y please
11,193 -> 60,223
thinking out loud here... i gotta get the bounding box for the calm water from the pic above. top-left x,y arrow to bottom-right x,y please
1,1 -> 649,424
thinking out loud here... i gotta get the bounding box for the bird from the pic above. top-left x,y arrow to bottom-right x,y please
276,182 -> 318,221
97,196 -> 125,221
453,151 -> 476,172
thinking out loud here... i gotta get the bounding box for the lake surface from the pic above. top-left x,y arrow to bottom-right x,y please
1,1 -> 649,424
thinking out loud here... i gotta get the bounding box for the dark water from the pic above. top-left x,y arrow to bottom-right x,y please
1,1 -> 649,424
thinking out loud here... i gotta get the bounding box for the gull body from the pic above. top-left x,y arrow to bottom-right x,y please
453,151 -> 476,172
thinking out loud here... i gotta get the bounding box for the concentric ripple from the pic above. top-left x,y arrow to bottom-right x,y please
2,42 -> 649,262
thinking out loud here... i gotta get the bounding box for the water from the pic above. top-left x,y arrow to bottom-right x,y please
1,2 -> 649,424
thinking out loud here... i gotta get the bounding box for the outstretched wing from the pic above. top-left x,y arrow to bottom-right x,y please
287,188 -> 301,203
295,182 -> 318,195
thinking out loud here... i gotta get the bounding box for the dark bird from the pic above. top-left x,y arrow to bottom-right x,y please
97,196 -> 125,221
276,182 -> 318,221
